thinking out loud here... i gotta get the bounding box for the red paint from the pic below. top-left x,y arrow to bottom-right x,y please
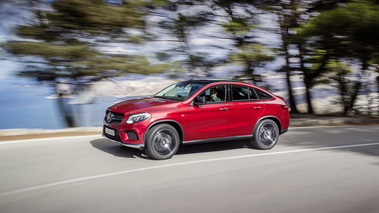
103,80 -> 290,147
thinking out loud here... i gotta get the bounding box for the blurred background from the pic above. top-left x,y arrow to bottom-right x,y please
0,0 -> 378,129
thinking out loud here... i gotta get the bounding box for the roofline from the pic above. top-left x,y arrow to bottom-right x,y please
180,79 -> 254,84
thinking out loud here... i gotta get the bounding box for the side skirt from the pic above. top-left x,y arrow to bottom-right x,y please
182,135 -> 252,145
280,128 -> 288,135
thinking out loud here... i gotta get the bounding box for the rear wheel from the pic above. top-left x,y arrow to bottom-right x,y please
144,124 -> 180,160
251,119 -> 279,150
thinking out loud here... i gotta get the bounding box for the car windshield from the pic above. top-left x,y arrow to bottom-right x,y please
154,82 -> 206,101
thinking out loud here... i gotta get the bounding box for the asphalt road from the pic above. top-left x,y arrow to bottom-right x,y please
1,126 -> 379,213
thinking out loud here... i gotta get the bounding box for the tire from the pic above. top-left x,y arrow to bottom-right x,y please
251,119 -> 279,150
144,124 -> 180,160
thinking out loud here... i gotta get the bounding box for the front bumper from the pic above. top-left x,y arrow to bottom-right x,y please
102,125 -> 145,150
102,134 -> 144,150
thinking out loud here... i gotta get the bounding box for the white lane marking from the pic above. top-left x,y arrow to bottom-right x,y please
0,135 -> 100,145
1,142 -> 379,197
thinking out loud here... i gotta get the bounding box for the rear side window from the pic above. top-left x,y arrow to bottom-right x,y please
231,85 -> 259,101
254,88 -> 272,100
248,87 -> 259,100
231,85 -> 249,101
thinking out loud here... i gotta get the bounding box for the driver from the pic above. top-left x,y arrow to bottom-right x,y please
210,88 -> 221,102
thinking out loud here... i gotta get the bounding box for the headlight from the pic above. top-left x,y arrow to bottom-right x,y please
126,113 -> 151,124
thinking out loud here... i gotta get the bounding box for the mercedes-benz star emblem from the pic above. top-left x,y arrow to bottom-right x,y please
107,112 -> 114,123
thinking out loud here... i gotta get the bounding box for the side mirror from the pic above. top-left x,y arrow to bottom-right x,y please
193,96 -> 206,106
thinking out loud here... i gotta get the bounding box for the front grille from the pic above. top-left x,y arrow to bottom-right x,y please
104,110 -> 124,125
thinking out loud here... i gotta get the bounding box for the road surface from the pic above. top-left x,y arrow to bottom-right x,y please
1,126 -> 379,213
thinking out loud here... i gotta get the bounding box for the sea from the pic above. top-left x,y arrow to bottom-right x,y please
0,77 -> 138,129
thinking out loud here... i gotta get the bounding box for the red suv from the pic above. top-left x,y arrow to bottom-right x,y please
103,80 -> 290,160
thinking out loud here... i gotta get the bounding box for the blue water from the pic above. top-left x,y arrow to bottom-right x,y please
0,77 -> 136,129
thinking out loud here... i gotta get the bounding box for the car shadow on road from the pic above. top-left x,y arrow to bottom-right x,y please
90,138 -> 149,159
177,139 -> 252,155
90,138 -> 254,159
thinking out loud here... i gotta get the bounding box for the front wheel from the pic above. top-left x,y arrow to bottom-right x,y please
144,124 -> 180,160
251,119 -> 279,150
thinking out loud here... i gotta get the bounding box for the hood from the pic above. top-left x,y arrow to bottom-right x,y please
108,97 -> 178,113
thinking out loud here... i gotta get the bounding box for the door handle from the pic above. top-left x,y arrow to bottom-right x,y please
219,107 -> 228,111
254,106 -> 262,110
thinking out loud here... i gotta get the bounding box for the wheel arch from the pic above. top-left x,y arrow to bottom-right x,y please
255,115 -> 282,134
145,119 -> 184,144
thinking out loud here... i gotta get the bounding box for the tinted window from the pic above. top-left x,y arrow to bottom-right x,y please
254,88 -> 272,100
231,85 -> 249,101
248,87 -> 259,100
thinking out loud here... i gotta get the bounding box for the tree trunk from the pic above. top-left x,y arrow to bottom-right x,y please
346,81 -> 362,115
298,44 -> 314,114
55,85 -> 75,127
279,12 -> 299,114
304,81 -> 314,114
344,62 -> 367,115
335,71 -> 350,115
283,43 -> 299,114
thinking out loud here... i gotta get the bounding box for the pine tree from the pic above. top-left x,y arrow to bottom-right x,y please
299,1 -> 379,115
5,0 -> 165,127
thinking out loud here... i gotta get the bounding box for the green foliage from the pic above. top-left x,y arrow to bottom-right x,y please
156,7 -> 217,76
5,0 -> 165,82
159,13 -> 208,42
300,2 -> 379,60
230,44 -> 274,63
47,0 -> 147,35
154,0 -> 270,78
322,59 -> 355,112
222,18 -> 257,36
317,59 -> 352,84
298,1 -> 379,114
7,41 -> 97,59
206,0 -> 271,78
229,43 -> 274,80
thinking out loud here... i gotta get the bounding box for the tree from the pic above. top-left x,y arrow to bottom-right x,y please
0,0 -> 46,60
152,0 -> 274,80
204,0 -> 275,82
254,0 -> 356,114
5,0 -> 165,127
252,0 -> 304,113
156,10 -> 216,77
229,43 -> 274,81
299,1 -> 379,115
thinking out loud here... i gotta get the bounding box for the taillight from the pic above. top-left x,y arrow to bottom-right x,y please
281,105 -> 289,110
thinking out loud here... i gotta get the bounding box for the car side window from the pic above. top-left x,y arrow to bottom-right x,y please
248,87 -> 259,100
254,88 -> 272,100
231,85 -> 250,101
197,85 -> 226,103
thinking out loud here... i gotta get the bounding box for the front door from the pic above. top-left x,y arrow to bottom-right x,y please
186,85 -> 229,141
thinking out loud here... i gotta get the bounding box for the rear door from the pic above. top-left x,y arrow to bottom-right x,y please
228,84 -> 265,136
